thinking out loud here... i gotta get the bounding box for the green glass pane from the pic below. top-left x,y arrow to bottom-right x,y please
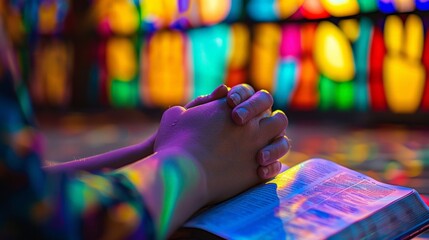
110,78 -> 138,108
319,75 -> 336,111
336,80 -> 354,111
358,0 -> 378,13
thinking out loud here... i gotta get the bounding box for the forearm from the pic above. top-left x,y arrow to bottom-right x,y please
117,148 -> 207,240
45,133 -> 156,172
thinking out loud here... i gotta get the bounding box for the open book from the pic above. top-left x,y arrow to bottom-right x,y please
181,158 -> 429,239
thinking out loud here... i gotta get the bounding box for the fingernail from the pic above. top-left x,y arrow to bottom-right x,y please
230,93 -> 240,106
262,151 -> 270,164
235,108 -> 248,122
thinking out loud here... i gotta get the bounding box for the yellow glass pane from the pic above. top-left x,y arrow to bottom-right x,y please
199,0 -> 231,25
277,0 -> 303,18
314,21 -> 355,82
38,3 -> 57,34
147,31 -> 187,107
405,14 -> 423,61
384,15 -> 403,54
229,24 -> 249,68
251,24 -> 281,92
339,19 -> 360,42
106,38 -> 137,81
108,0 -> 139,34
320,0 -> 360,17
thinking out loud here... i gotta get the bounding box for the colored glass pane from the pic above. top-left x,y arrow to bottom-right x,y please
290,56 -> 319,110
368,26 -> 387,111
320,0 -> 359,17
357,0 -> 378,12
32,41 -> 70,107
416,0 -> 429,10
225,0 -> 243,22
277,0 -> 303,19
335,80 -> 354,110
290,24 -> 319,110
147,31 -> 188,107
38,2 -> 57,34
274,58 -> 300,108
314,21 -> 355,82
106,38 -> 137,81
378,0 -> 396,14
393,0 -> 415,12
300,0 -> 330,19
110,78 -> 138,107
228,24 -> 249,68
319,74 -> 336,110
421,27 -> 429,111
353,18 -> 372,111
251,24 -> 281,92
108,1 -> 139,35
247,0 -> 278,21
280,24 -> 301,58
339,19 -> 360,42
199,0 -> 231,25
383,15 -> 425,113
189,25 -> 230,98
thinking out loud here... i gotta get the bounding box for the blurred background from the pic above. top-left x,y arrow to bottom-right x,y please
2,0 -> 429,205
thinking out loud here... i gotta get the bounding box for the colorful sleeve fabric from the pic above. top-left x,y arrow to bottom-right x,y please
0,27 -> 155,240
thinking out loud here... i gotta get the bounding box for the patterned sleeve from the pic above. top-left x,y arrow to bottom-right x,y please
0,21 -> 155,240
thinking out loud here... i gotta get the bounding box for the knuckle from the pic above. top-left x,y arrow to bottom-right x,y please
232,84 -> 251,99
242,84 -> 255,95
278,136 -> 290,153
273,110 -> 288,128
257,90 -> 274,106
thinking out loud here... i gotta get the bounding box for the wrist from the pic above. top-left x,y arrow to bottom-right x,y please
118,147 -> 209,238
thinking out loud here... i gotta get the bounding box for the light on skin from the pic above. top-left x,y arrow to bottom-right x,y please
118,149 -> 207,240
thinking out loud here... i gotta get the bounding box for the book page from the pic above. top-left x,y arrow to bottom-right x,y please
184,158 -> 417,239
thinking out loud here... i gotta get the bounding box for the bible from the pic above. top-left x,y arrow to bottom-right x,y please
181,158 -> 429,239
